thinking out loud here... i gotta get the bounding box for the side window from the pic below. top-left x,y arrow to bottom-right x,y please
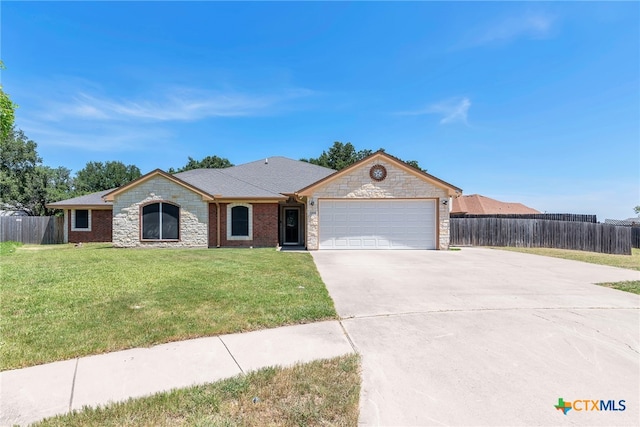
231,205 -> 249,236
72,209 -> 91,231
227,203 -> 252,240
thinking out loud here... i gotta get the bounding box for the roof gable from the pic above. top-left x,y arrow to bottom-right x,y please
103,169 -> 214,202
297,151 -> 462,197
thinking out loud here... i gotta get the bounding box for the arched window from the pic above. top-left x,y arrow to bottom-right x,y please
227,203 -> 253,240
142,202 -> 179,240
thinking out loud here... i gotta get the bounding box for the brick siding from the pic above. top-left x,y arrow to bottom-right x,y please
68,209 -> 113,243
209,202 -> 279,247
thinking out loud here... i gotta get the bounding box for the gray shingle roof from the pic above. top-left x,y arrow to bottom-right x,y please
47,157 -> 336,206
175,156 -> 335,198
47,189 -> 115,207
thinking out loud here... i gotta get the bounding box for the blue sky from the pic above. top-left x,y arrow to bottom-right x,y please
2,1 -> 638,221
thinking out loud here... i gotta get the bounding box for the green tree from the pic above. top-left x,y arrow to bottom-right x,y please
31,166 -> 74,215
301,141 -> 372,170
169,155 -> 233,173
634,206 -> 640,216
0,60 -> 17,141
75,161 -> 141,194
0,128 -> 41,213
301,142 -> 426,172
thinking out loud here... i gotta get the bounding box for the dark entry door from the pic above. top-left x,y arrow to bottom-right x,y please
284,208 -> 300,245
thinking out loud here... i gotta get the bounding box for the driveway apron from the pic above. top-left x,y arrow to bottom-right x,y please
312,248 -> 640,426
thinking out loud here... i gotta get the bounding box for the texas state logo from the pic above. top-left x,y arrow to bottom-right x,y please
555,398 -> 626,415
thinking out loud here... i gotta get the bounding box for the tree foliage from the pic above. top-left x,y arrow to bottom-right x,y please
0,128 -> 41,212
300,142 -> 372,170
0,60 -> 17,141
301,141 -> 425,172
169,155 -> 233,173
74,161 -> 142,194
634,206 -> 640,216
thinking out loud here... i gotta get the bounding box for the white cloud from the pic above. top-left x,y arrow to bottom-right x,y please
37,87 -> 314,123
463,11 -> 556,48
397,97 -> 471,125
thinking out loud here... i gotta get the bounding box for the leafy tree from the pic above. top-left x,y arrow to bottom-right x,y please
29,166 -> 74,216
75,161 -> 141,194
634,206 -> 640,216
301,142 -> 372,170
0,128 -> 41,213
301,141 -> 426,172
169,155 -> 233,173
0,60 -> 17,141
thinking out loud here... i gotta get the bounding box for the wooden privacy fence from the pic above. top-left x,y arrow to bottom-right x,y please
0,216 -> 64,244
450,218 -> 632,255
451,213 -> 597,223
632,227 -> 640,249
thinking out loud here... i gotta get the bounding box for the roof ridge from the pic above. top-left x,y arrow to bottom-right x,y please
216,168 -> 285,196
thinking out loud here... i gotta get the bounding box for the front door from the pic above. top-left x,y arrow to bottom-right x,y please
283,208 -> 300,245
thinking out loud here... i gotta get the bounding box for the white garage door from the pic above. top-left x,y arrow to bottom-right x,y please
318,199 -> 436,249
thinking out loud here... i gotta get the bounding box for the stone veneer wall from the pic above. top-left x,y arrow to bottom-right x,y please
306,159 -> 451,250
112,176 -> 208,248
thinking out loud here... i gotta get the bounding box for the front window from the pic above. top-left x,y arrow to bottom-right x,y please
227,203 -> 253,240
231,206 -> 249,236
142,202 -> 179,240
72,209 -> 91,231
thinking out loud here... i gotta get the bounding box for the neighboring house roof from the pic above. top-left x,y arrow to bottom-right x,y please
47,189 -> 115,209
297,151 -> 462,197
452,194 -> 539,215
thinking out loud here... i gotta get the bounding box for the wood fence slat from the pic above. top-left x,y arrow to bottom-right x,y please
0,217 -> 65,244
451,218 -> 631,255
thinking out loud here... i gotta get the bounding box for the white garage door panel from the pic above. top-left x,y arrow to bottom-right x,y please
319,200 -> 436,250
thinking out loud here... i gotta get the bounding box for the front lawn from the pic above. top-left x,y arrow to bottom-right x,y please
0,244 -> 337,370
35,355 -> 361,427
494,247 -> 640,271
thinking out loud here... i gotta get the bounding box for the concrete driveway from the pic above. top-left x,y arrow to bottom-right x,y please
312,248 -> 640,426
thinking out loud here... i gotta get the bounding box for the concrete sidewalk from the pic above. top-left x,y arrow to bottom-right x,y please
0,320 -> 355,426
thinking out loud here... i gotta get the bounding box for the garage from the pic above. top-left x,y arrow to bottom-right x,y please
318,199 -> 436,249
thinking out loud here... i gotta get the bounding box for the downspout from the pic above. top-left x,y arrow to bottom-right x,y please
215,201 -> 221,248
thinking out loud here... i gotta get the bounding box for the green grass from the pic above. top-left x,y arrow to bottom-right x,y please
0,244 -> 337,370
494,247 -> 640,271
597,281 -> 640,295
493,247 -> 640,295
0,240 -> 22,255
35,354 -> 361,427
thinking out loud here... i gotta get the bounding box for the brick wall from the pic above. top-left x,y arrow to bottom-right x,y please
68,209 -> 113,243
209,202 -> 279,247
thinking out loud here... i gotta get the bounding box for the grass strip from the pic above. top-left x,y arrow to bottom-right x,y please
493,247 -> 640,271
597,281 -> 640,295
35,354 -> 361,427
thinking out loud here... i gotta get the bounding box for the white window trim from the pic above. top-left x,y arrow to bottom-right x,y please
227,203 -> 253,241
71,209 -> 91,231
